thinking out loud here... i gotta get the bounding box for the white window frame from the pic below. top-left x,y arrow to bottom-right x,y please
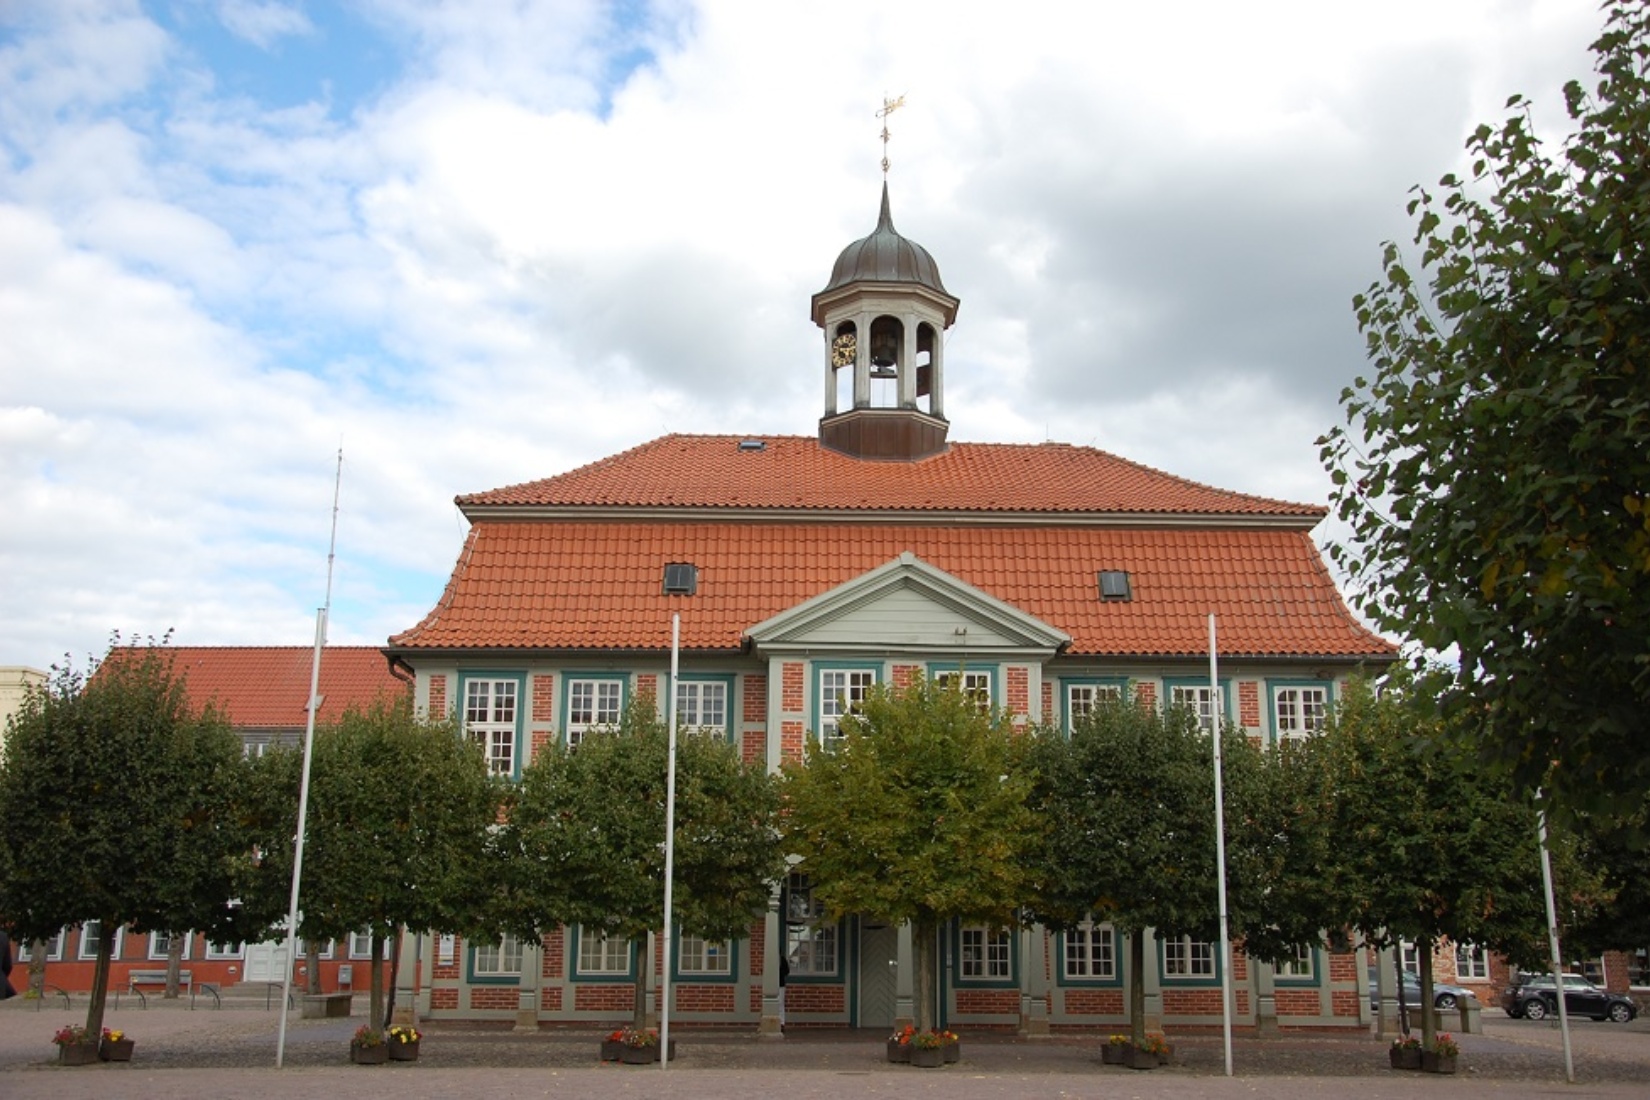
818,668 -> 876,743
676,933 -> 733,977
1162,935 -> 1216,979
1400,941 -> 1421,976
1065,682 -> 1124,730
784,873 -> 839,977
567,677 -> 624,747
349,931 -> 391,960
1063,919 -> 1116,981
958,924 -> 1012,981
674,678 -> 729,736
1272,683 -> 1330,744
204,940 -> 244,960
934,669 -> 993,714
464,676 -> 520,776
576,928 -> 632,976
1275,943 -> 1315,980
148,931 -> 191,961
473,933 -> 522,978
78,921 -> 124,960
1455,942 -> 1491,981
18,929 -> 66,962
1168,683 -> 1223,734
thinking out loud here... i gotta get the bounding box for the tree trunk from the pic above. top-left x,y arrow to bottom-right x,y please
369,930 -> 386,1027
1129,928 -> 1147,1045
85,929 -> 113,1037
305,942 -> 322,995
631,933 -> 650,1029
28,940 -> 46,997
165,936 -> 185,998
913,919 -> 937,1032
1418,936 -> 1436,1048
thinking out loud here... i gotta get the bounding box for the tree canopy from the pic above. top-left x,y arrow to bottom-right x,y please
0,643 -> 271,1036
780,676 -> 1043,1032
1320,0 -> 1650,822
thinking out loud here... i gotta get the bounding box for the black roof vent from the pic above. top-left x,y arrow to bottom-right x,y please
663,563 -> 698,595
1097,570 -> 1131,602
737,439 -> 766,452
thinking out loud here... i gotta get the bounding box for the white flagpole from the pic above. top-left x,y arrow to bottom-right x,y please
1209,613 -> 1234,1077
1537,803 -> 1574,1082
659,613 -> 681,1071
276,448 -> 343,1068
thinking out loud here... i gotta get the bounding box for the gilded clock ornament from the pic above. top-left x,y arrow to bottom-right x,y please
831,332 -> 857,367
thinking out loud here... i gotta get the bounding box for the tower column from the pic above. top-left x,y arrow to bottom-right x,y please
929,332 -> 945,419
898,324 -> 917,409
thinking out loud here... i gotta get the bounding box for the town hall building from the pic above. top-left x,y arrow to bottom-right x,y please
384,183 -> 1397,1033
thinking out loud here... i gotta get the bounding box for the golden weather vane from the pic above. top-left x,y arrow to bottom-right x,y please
877,94 -> 905,178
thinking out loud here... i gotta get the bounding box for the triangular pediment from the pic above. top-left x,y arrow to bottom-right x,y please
745,551 -> 1069,658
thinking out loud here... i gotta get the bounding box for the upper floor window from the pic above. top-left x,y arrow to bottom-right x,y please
464,676 -> 520,775
1455,942 -> 1490,981
1162,935 -> 1216,980
933,668 -> 993,714
818,667 -> 876,743
675,678 -> 730,737
957,924 -> 1012,982
1065,681 -> 1124,731
567,677 -> 624,747
1063,919 -> 1116,982
1272,683 -> 1329,744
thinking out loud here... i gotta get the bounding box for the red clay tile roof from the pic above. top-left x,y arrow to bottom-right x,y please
458,435 -> 1327,519
389,521 -> 1393,660
129,646 -> 408,730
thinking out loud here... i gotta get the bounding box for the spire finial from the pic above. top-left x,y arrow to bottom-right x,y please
877,94 -> 905,178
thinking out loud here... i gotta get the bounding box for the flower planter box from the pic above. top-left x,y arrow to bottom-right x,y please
1125,1046 -> 1160,1070
57,1042 -> 100,1066
601,1040 -> 625,1062
1101,1044 -> 1128,1065
1422,1052 -> 1458,1074
387,1040 -> 419,1062
886,1040 -> 911,1063
350,1044 -> 390,1065
1390,1046 -> 1422,1070
619,1045 -> 655,1064
100,1038 -> 136,1062
909,1045 -> 945,1068
944,1039 -> 960,1064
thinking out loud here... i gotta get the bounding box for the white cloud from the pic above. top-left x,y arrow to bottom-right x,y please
214,1 -> 314,49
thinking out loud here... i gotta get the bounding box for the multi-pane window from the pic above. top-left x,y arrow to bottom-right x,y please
675,679 -> 728,735
18,929 -> 66,961
1169,685 -> 1221,733
1163,936 -> 1215,978
1455,943 -> 1490,981
935,669 -> 992,714
465,678 -> 519,774
784,874 -> 838,976
1067,683 -> 1123,729
78,920 -> 122,960
1400,941 -> 1421,975
567,678 -> 623,746
958,925 -> 1012,981
474,934 -> 522,978
1276,943 -> 1314,980
677,934 -> 732,976
1064,920 -> 1116,980
1274,685 -> 1329,744
204,940 -> 243,959
149,931 -> 190,961
576,928 -> 631,976
819,669 -> 875,742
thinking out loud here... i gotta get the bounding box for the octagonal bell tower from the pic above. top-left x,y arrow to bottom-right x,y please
811,182 -> 959,461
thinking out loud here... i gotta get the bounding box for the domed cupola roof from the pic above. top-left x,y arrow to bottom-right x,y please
819,183 -> 949,297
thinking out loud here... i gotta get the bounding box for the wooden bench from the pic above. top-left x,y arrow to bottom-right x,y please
128,968 -> 191,994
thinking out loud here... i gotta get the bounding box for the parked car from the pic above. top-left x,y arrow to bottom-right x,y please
1368,967 -> 1479,1012
1500,973 -> 1638,1023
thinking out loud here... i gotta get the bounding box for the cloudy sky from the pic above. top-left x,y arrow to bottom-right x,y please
0,0 -> 1606,668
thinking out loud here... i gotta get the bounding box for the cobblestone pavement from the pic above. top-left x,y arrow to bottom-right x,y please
3,993 -> 1646,1099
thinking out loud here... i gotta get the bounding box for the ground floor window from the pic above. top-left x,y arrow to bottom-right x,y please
957,924 -> 1012,982
78,921 -> 123,960
473,934 -> 522,979
1455,943 -> 1490,980
1275,943 -> 1315,981
676,934 -> 733,977
1062,920 -> 1115,981
1162,936 -> 1216,979
576,928 -> 632,977
18,930 -> 65,962
784,873 -> 839,977
148,931 -> 191,960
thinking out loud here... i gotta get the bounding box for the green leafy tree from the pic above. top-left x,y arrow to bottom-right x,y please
1320,0 -> 1650,823
0,642 -> 272,1037
503,698 -> 784,1027
780,677 -> 1043,1032
249,696 -> 501,1025
1027,694 -> 1277,1045
1285,677 -> 1556,1044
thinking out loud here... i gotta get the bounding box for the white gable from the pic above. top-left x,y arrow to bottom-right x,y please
745,551 -> 1069,658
